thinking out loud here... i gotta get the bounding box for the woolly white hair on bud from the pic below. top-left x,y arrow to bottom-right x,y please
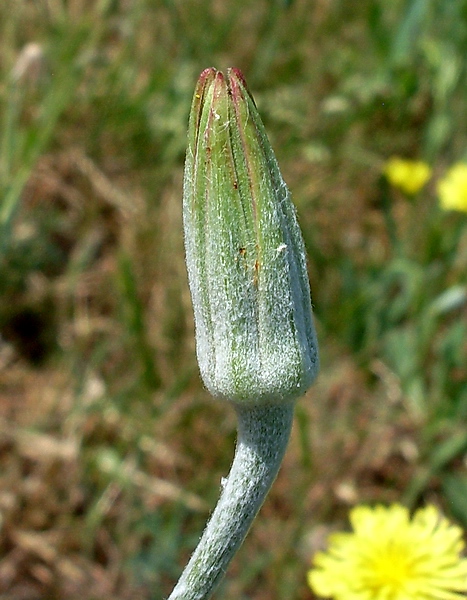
183,67 -> 318,406
169,68 -> 319,600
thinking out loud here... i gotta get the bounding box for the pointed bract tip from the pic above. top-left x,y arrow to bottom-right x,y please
228,68 -> 248,88
184,67 -> 319,405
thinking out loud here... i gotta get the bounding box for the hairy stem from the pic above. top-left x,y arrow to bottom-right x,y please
168,402 -> 294,600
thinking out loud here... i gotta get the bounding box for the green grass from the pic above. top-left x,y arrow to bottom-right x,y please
1,1 -> 467,599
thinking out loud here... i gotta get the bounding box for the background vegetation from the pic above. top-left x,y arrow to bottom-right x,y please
1,1 -> 466,598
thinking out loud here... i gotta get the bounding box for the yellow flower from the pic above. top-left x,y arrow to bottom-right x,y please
384,157 -> 432,195
437,163 -> 467,212
308,504 -> 467,600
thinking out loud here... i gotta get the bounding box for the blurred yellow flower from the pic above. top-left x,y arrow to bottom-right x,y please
437,163 -> 467,212
384,157 -> 432,195
308,504 -> 467,600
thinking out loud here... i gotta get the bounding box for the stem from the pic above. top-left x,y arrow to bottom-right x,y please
168,402 -> 294,600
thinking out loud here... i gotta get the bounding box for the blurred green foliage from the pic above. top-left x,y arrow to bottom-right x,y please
0,1 -> 466,599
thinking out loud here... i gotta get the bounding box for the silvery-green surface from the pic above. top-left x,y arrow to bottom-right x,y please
168,403 -> 294,600
183,69 -> 319,405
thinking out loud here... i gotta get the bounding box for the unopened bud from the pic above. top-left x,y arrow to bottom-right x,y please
183,68 -> 319,405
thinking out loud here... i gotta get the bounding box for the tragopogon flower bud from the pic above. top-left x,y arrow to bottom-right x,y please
183,68 -> 319,405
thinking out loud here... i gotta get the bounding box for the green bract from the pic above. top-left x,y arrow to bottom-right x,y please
183,68 -> 319,405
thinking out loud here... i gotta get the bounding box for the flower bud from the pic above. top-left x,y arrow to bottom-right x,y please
183,68 -> 319,405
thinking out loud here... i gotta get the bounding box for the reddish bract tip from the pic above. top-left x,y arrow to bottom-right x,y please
227,67 -> 255,106
226,69 -> 242,101
196,68 -> 249,101
194,69 -> 226,105
228,68 -> 248,88
198,67 -> 217,81
213,70 -> 225,88
194,68 -> 217,99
